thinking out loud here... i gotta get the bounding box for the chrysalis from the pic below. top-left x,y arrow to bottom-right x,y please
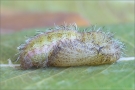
17,23 -> 124,69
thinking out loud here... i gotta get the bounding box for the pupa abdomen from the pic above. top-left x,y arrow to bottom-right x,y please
48,32 -> 122,66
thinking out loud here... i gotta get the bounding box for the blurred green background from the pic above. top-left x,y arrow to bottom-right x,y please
1,0 -> 134,25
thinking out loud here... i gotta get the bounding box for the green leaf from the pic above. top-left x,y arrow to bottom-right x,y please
0,23 -> 134,89
0,61 -> 134,89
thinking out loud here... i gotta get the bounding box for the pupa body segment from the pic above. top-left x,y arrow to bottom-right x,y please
17,24 -> 124,69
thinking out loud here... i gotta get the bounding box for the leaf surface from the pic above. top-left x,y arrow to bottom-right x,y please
0,23 -> 134,89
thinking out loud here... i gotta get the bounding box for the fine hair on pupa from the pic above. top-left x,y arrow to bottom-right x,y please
17,23 -> 124,69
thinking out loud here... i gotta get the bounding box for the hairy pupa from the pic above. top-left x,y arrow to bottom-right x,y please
17,23 -> 124,69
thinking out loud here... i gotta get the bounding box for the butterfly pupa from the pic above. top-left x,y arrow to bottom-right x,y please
17,23 -> 124,69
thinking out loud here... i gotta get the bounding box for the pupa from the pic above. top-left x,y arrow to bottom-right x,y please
17,23 -> 124,69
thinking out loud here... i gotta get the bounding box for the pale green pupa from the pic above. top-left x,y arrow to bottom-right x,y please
17,23 -> 124,69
